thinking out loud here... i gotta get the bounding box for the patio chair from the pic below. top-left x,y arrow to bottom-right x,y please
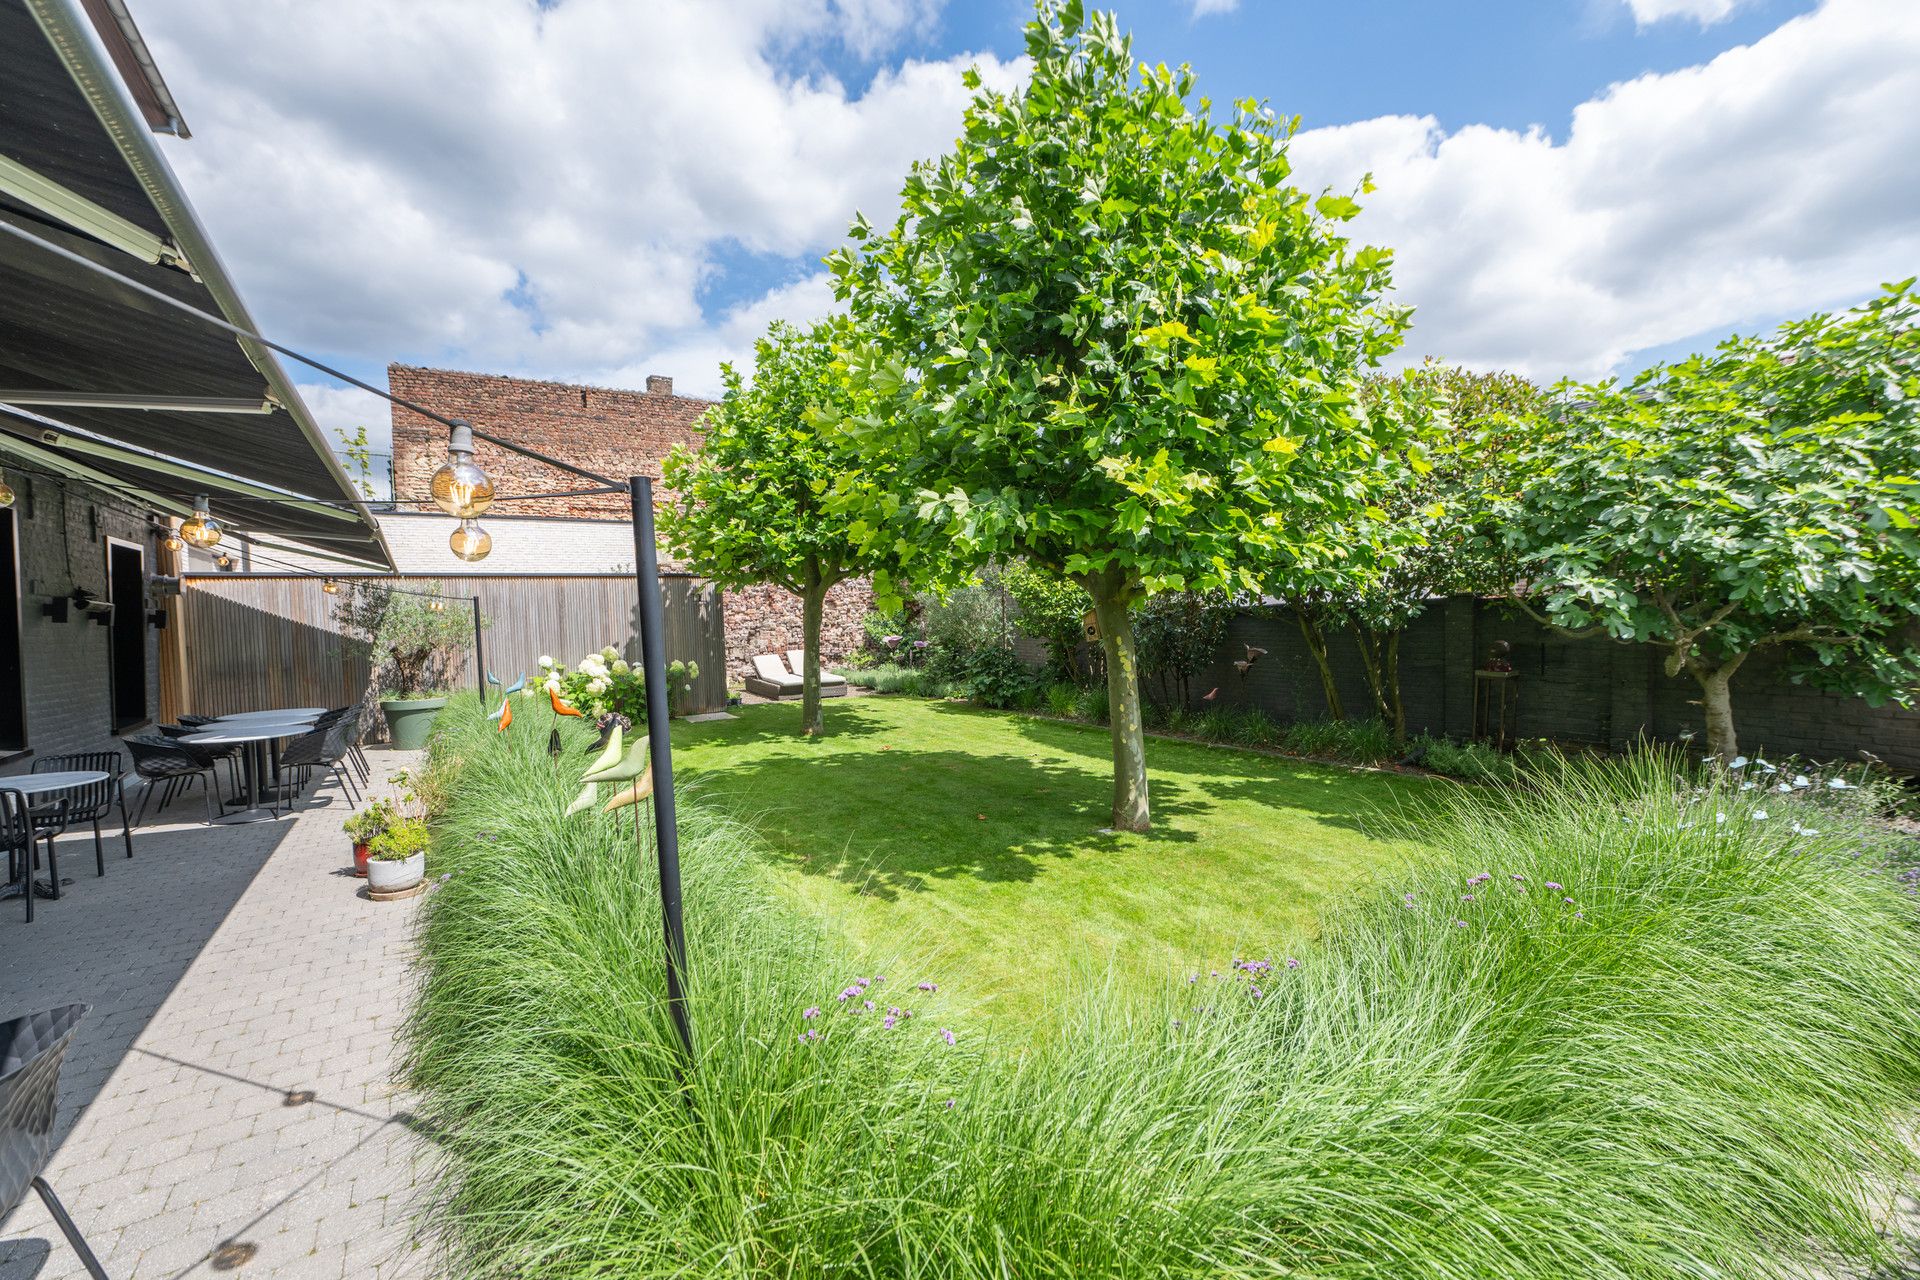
743,653 -> 806,701
124,735 -> 223,827
30,753 -> 131,878
2,789 -> 67,925
0,1004 -> 111,1278
785,650 -> 849,694
157,723 -> 240,794
275,722 -> 360,812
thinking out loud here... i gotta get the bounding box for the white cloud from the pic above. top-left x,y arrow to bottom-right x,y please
1621,0 -> 1751,26
1191,0 -> 1241,15
139,0 -> 1018,411
1286,0 -> 1920,379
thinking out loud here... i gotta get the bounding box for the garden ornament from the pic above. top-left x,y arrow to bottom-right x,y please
501,672 -> 526,695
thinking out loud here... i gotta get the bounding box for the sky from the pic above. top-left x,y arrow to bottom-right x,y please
128,0 -> 1920,462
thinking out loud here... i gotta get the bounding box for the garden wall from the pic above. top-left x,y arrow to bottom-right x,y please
1172,597 -> 1920,773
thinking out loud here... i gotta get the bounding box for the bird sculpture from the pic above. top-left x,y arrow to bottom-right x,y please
1233,660 -> 1252,677
565,725 -> 655,815
1201,687 -> 1218,701
1245,645 -> 1268,662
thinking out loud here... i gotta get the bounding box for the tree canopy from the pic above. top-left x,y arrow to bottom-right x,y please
1494,281 -> 1920,760
829,0 -> 1413,828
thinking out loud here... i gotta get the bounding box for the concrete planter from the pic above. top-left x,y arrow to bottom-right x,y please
366,851 -> 425,895
380,696 -> 447,750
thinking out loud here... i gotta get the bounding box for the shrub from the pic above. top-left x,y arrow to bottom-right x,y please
1073,683 -> 1109,725
1280,717 -> 1397,764
1044,682 -> 1081,719
963,645 -> 1042,710
1003,561 -> 1090,682
342,797 -> 397,844
1132,591 -> 1233,709
1409,733 -> 1517,784
411,701 -> 1920,1279
540,648 -> 698,722
333,579 -> 479,698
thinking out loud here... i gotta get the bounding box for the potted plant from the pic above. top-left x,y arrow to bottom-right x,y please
365,816 -> 429,895
341,799 -> 395,878
333,581 -> 483,749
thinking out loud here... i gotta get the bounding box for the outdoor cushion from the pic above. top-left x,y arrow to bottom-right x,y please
750,654 -> 804,690
785,651 -> 847,685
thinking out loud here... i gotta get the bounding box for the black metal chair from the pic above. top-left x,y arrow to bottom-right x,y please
0,1004 -> 110,1278
31,753 -> 132,876
123,736 -> 223,827
157,724 -> 240,796
275,722 -> 359,811
1,788 -> 65,925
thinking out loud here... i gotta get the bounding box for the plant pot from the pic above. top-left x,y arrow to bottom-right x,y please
366,851 -> 425,895
352,841 -> 370,878
380,696 -> 448,750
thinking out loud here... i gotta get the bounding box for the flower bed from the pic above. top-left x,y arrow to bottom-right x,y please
407,694 -> 1920,1278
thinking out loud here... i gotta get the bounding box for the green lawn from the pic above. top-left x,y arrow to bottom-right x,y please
671,695 -> 1444,1019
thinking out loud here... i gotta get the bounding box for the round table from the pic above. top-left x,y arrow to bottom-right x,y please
183,723 -> 319,822
211,708 -> 325,722
1,770 -> 110,901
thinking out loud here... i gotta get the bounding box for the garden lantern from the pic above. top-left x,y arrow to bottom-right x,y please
430,420 -> 494,519
179,494 -> 222,549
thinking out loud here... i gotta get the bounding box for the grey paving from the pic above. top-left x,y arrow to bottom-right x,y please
0,751 -> 440,1279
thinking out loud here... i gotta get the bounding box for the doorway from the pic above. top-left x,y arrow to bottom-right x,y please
106,538 -> 148,732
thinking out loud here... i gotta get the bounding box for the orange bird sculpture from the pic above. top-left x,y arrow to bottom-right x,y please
550,687 -> 582,717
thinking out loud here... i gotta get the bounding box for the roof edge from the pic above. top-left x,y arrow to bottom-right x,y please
25,0 -> 394,572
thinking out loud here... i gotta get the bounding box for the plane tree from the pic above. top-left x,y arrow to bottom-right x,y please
829,0 -> 1413,829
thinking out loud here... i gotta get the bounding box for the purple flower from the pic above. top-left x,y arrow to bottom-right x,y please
803,1007 -> 820,1020
882,1015 -> 897,1029
863,1000 -> 875,1012
1188,974 -> 1198,984
1467,873 -> 1491,886
1461,893 -> 1476,903
883,635 -> 902,649
1454,919 -> 1468,928
1544,881 -> 1563,892
1573,911 -> 1586,921
855,977 -> 871,990
944,1099 -> 957,1109
1250,987 -> 1264,999
1285,957 -> 1301,970
917,981 -> 938,992
912,639 -> 929,650
1510,873 -> 1527,882
941,1028 -> 956,1046
888,1006 -> 901,1018
1563,897 -> 1575,906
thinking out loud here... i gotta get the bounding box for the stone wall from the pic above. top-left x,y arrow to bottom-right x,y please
1064,596 -> 1920,772
1,472 -> 164,773
720,580 -> 874,683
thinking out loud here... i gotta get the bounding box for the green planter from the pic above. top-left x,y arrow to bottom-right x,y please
380,696 -> 448,750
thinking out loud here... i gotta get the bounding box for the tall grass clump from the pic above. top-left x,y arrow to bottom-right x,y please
1281,715 -> 1397,763
409,698 -> 1920,1279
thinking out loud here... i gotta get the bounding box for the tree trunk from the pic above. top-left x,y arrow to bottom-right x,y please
1296,611 -> 1345,721
800,562 -> 825,738
1692,662 -> 1740,762
1355,628 -> 1389,727
1090,573 -> 1150,832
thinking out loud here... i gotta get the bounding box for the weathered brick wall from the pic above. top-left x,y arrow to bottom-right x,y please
2,473 -> 163,774
389,365 -> 711,519
1064,596 -> 1920,772
720,580 -> 874,683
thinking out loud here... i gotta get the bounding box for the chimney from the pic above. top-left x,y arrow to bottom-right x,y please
646,375 -> 673,395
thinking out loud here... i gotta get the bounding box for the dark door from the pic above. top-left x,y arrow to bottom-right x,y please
0,512 -> 23,750
107,540 -> 147,731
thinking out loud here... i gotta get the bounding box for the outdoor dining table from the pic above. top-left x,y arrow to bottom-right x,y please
0,770 -> 111,902
182,722 -> 318,823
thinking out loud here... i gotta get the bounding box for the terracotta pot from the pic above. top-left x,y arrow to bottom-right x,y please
352,841 -> 370,878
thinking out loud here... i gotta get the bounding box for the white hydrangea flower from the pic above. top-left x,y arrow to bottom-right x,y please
538,655 -> 554,669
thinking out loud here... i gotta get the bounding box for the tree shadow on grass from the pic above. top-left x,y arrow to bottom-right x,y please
674,709 -> 1214,902
925,700 -> 1446,843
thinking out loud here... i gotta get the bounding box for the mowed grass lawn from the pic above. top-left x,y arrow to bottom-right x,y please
671,695 -> 1445,1020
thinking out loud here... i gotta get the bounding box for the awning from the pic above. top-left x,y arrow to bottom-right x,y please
0,0 -> 393,569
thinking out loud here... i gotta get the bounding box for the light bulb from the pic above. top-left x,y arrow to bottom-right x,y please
429,599 -> 445,613
449,519 -> 492,562
215,553 -> 233,569
179,494 -> 223,549
0,471 -> 13,509
322,577 -> 340,594
430,421 -> 494,518
163,532 -> 184,553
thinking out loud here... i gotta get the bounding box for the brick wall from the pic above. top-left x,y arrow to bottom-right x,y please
386,364 -> 876,688
1073,596 -> 1920,773
1,472 -> 163,775
389,365 -> 711,520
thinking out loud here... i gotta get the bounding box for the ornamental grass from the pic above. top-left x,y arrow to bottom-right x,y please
408,694 -> 1920,1278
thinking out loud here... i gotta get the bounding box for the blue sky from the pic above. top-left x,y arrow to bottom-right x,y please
132,0 -> 1917,454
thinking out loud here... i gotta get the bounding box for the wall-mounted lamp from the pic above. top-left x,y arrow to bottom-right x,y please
0,468 -> 14,509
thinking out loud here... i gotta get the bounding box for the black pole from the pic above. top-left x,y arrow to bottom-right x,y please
471,596 -> 487,711
629,475 -> 693,1067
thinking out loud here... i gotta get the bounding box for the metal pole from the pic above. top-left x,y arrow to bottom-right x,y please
629,475 -> 693,1067
471,595 -> 487,711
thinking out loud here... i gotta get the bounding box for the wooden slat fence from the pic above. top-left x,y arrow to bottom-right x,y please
162,574 -> 729,728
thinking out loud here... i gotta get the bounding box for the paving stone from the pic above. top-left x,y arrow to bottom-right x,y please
0,749 -> 440,1280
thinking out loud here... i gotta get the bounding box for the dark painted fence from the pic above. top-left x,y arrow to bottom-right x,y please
161,573 -> 729,727
1117,597 -> 1918,773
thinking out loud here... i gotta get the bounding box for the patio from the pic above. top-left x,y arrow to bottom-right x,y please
0,752 -> 435,1280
